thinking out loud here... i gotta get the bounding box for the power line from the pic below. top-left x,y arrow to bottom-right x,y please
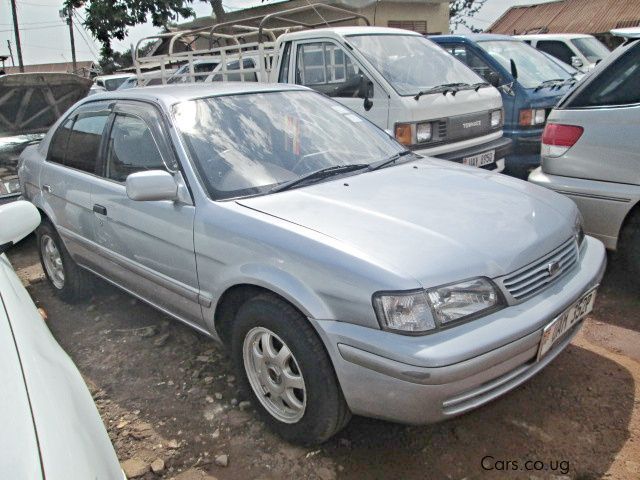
72,11 -> 99,60
0,23 -> 65,33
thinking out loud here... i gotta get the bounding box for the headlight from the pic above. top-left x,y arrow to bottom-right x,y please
490,109 -> 503,128
373,290 -> 436,333
1,177 -> 21,196
394,123 -> 413,146
519,108 -> 546,126
373,278 -> 503,334
574,212 -> 585,247
416,122 -> 432,143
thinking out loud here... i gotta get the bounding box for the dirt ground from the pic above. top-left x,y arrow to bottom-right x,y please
7,236 -> 640,480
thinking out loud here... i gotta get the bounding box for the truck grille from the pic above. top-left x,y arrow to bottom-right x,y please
500,238 -> 578,301
446,110 -> 493,142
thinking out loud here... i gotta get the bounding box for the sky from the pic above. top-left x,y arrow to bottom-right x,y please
0,0 -> 555,66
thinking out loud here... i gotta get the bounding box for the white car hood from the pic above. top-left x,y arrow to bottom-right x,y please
0,254 -> 122,480
238,159 -> 577,287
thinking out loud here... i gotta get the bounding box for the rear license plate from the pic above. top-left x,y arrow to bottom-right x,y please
537,287 -> 598,360
463,150 -> 495,167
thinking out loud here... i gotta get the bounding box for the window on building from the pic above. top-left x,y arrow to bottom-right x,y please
387,20 -> 427,34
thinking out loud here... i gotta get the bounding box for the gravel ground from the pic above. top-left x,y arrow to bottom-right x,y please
7,235 -> 640,480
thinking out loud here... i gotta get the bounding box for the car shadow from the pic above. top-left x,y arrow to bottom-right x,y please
594,251 -> 640,333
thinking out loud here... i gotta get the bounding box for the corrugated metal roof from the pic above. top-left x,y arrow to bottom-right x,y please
489,0 -> 640,35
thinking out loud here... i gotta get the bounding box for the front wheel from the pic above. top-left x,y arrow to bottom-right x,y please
231,294 -> 350,445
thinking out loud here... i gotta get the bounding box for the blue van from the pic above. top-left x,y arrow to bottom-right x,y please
430,34 -> 578,178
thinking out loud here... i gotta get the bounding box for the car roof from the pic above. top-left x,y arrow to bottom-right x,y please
282,26 -> 421,41
514,33 -> 593,40
430,33 -> 517,43
611,27 -> 640,38
84,82 -> 310,106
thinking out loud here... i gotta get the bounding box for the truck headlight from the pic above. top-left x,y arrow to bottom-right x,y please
519,108 -> 546,126
490,109 -> 503,128
373,278 -> 503,334
416,122 -> 432,143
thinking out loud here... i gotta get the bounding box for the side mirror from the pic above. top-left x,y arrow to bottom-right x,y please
358,75 -> 374,111
0,200 -> 41,253
486,71 -> 501,87
126,170 -> 178,202
510,58 -> 518,80
571,56 -> 584,68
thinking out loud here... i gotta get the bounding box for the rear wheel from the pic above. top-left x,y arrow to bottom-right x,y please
36,221 -> 93,302
231,294 -> 350,445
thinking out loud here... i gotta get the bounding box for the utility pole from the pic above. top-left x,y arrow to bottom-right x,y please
61,6 -> 77,73
9,0 -> 24,72
7,40 -> 15,67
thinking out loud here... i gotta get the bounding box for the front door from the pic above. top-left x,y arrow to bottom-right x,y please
91,101 -> 202,327
291,39 -> 389,129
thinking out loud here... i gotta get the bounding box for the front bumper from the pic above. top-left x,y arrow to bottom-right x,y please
503,128 -> 543,179
432,136 -> 512,172
311,236 -> 606,424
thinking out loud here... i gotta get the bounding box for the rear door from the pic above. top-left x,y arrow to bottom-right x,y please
289,39 -> 389,129
39,101 -> 111,268
90,101 -> 203,326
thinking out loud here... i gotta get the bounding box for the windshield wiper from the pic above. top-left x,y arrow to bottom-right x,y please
534,79 -> 565,91
470,81 -> 490,91
414,83 -> 470,100
269,164 -> 369,193
368,150 -> 413,171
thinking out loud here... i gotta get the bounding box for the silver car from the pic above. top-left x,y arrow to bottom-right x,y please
0,201 -> 123,479
529,29 -> 640,275
19,83 -> 606,444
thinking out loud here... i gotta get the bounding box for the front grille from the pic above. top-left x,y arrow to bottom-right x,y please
446,110 -> 492,142
500,238 -> 578,301
437,120 -> 447,140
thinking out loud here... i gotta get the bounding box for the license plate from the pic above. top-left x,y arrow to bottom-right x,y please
537,287 -> 598,360
463,150 -> 495,167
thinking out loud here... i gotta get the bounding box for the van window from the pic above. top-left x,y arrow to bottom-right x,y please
64,113 -> 109,173
442,44 -> 499,84
295,42 -> 365,98
48,117 -> 74,164
571,37 -> 609,63
104,114 -> 166,182
568,42 -> 640,108
536,40 -> 575,65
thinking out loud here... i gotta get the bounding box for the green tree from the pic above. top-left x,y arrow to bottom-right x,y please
449,0 -> 487,33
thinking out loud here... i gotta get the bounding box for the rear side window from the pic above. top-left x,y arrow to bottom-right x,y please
48,117 -> 74,164
65,113 -> 109,173
105,114 -> 166,182
536,40 -> 575,65
568,42 -> 640,108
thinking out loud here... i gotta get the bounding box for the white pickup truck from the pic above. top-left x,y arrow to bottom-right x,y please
135,4 -> 511,170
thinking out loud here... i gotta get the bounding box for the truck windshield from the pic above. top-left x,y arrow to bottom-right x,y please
571,37 -> 610,63
480,40 -> 571,89
173,90 -> 404,200
347,34 -> 482,96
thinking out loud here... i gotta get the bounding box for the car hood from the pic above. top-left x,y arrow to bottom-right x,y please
237,159 -> 577,287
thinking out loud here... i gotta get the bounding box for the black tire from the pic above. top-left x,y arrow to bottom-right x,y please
620,213 -> 640,281
231,293 -> 351,445
36,220 -> 93,302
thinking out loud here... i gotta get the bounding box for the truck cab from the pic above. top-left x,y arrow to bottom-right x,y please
515,34 -> 610,72
134,5 -> 510,172
431,34 -> 578,178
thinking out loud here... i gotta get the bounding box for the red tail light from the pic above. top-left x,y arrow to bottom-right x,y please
541,123 -> 584,157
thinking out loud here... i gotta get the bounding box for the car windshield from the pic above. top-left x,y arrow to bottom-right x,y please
104,77 -> 129,91
347,34 -> 482,96
173,90 -> 404,200
480,40 -> 572,88
572,37 -> 610,63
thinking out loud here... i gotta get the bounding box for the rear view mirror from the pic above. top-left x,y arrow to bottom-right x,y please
571,56 -> 584,68
0,200 -> 41,253
126,170 -> 178,202
486,71 -> 501,87
358,75 -> 374,111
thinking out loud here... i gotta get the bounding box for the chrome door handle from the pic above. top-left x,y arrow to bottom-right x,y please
42,184 -> 52,193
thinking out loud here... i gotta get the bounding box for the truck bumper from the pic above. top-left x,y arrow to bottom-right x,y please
429,136 -> 512,172
311,236 -> 606,424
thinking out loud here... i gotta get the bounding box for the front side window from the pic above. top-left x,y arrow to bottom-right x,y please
347,34 -> 482,96
442,44 -> 500,84
567,41 -> 640,108
480,40 -> 572,89
536,40 -> 575,65
105,115 -> 166,182
64,113 -> 109,173
173,91 -> 403,200
571,37 -> 610,63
